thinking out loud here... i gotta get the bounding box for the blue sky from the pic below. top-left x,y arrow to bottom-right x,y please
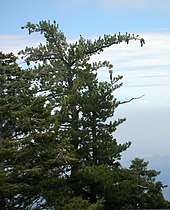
1,0 -> 170,35
1,0 -> 170,200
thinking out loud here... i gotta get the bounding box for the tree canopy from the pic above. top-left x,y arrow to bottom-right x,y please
0,21 -> 169,209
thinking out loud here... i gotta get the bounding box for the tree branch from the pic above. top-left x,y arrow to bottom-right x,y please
119,94 -> 145,105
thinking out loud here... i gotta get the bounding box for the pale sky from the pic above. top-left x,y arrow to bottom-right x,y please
1,0 -> 170,199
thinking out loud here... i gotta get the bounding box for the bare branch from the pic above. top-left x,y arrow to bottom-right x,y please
119,94 -> 145,105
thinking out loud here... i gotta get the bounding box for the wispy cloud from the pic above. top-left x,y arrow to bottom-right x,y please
95,31 -> 170,69
1,31 -> 170,107
0,35 -> 44,54
91,31 -> 170,107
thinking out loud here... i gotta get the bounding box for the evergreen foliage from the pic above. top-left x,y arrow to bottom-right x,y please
0,21 -> 169,209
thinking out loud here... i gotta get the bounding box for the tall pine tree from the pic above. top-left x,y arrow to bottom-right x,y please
18,21 -> 143,208
1,21 -> 169,209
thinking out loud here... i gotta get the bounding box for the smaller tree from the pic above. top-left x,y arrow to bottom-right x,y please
129,157 -> 169,209
109,157 -> 170,209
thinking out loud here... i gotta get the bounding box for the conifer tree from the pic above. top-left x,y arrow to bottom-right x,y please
105,157 -> 170,209
18,21 -> 144,209
1,21 -> 169,209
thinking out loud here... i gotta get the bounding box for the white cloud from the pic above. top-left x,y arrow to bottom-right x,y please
94,31 -> 170,68
0,34 -> 44,54
1,31 -> 170,107
90,31 -> 170,107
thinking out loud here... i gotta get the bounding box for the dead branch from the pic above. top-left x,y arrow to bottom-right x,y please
119,94 -> 145,105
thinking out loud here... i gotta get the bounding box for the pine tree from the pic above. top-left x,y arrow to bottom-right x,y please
18,21 -> 143,209
1,21 -> 168,209
129,157 -> 169,209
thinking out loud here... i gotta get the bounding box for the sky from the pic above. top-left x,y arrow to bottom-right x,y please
1,0 -> 170,200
